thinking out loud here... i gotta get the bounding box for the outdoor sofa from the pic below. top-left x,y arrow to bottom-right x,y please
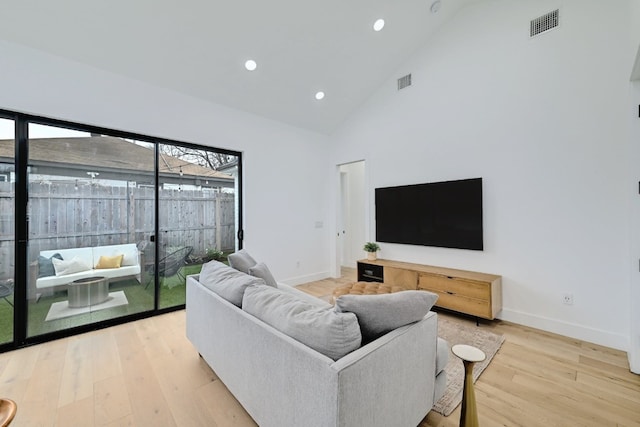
31,243 -> 141,297
186,257 -> 448,427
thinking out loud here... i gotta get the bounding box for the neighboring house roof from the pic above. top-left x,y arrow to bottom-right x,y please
0,136 -> 234,187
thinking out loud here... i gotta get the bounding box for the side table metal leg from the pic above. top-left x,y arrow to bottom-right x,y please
460,359 -> 480,427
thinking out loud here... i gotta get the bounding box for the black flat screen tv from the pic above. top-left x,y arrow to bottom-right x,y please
375,178 -> 483,251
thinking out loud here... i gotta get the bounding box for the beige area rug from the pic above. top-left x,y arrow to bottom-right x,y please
45,291 -> 129,321
433,316 -> 505,416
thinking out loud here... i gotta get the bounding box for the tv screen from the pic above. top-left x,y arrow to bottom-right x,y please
375,178 -> 483,251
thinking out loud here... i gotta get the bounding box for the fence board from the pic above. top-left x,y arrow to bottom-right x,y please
0,183 -> 235,278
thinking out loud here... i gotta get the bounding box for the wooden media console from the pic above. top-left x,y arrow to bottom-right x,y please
357,259 -> 502,320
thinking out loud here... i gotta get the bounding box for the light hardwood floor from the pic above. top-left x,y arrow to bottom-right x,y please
0,269 -> 638,426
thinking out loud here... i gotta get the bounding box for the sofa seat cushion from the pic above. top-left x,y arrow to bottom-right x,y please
335,290 -> 438,342
243,284 -> 361,360
199,260 -> 265,307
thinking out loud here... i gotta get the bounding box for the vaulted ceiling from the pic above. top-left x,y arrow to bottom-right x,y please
0,0 -> 482,134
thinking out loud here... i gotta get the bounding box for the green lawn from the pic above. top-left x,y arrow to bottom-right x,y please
0,263 -> 205,344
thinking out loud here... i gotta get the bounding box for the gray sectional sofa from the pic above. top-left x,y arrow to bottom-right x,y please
186,259 -> 448,427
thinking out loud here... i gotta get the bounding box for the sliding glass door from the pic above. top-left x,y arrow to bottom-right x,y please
0,118 -> 14,345
156,143 -> 239,309
26,124 -> 156,337
0,109 -> 242,350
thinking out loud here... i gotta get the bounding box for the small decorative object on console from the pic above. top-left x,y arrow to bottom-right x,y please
363,242 -> 380,261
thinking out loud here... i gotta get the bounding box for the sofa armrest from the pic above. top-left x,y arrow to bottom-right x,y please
331,312 -> 439,427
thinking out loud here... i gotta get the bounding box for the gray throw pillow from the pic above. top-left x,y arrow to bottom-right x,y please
199,260 -> 265,307
335,290 -> 438,342
38,253 -> 63,278
227,249 -> 257,274
248,262 -> 277,287
243,284 -> 361,360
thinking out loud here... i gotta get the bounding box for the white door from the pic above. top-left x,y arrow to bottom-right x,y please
337,161 -> 366,269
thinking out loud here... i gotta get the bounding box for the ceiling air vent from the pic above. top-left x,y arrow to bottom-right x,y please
397,74 -> 412,90
530,9 -> 559,37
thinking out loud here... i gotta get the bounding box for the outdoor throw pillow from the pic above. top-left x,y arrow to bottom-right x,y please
248,262 -> 277,287
95,254 -> 124,269
38,253 -> 63,278
199,260 -> 265,307
243,284 -> 361,361
227,249 -> 257,274
335,290 -> 438,342
52,256 -> 92,276
121,249 -> 138,266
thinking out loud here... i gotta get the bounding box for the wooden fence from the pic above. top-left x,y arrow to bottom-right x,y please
0,181 -> 235,278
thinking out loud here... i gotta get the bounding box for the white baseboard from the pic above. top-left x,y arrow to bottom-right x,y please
279,271 -> 331,287
499,308 -> 629,352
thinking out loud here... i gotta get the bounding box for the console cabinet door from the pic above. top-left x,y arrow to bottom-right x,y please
384,267 -> 417,290
418,274 -> 493,319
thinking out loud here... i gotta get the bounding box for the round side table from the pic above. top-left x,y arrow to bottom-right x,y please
452,344 -> 486,427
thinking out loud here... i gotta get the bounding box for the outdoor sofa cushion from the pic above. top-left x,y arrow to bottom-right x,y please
335,290 -> 438,342
38,253 -> 63,278
95,254 -> 124,269
52,256 -> 92,277
242,284 -> 361,360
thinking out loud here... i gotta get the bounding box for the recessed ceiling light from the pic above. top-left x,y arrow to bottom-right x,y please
430,0 -> 441,13
373,18 -> 385,32
315,91 -> 325,100
244,59 -> 257,71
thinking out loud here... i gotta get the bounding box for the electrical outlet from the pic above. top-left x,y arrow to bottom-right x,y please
562,293 -> 574,305
296,261 -> 300,268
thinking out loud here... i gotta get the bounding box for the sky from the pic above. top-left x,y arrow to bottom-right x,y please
0,118 -> 89,139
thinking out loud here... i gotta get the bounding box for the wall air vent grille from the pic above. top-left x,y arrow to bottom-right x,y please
397,74 -> 412,90
530,9 -> 559,37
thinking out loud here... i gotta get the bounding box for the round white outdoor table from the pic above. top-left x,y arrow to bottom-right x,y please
452,344 -> 486,427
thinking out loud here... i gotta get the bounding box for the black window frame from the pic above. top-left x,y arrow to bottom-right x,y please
0,108 -> 243,352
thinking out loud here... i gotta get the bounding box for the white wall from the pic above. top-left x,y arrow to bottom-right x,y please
628,0 -> 640,373
0,40 -> 333,285
332,0 -> 636,350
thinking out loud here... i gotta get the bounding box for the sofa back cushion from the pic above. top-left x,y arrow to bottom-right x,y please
227,249 -> 257,274
334,290 -> 438,342
248,262 -> 277,287
243,284 -> 361,360
199,260 -> 265,307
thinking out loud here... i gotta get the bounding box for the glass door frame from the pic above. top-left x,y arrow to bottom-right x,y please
0,108 -> 243,351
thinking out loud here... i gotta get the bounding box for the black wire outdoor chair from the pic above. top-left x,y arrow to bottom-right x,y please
0,279 -> 13,307
145,246 -> 193,288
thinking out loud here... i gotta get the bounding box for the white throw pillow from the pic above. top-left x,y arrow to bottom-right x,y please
52,256 -> 92,276
121,249 -> 138,266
